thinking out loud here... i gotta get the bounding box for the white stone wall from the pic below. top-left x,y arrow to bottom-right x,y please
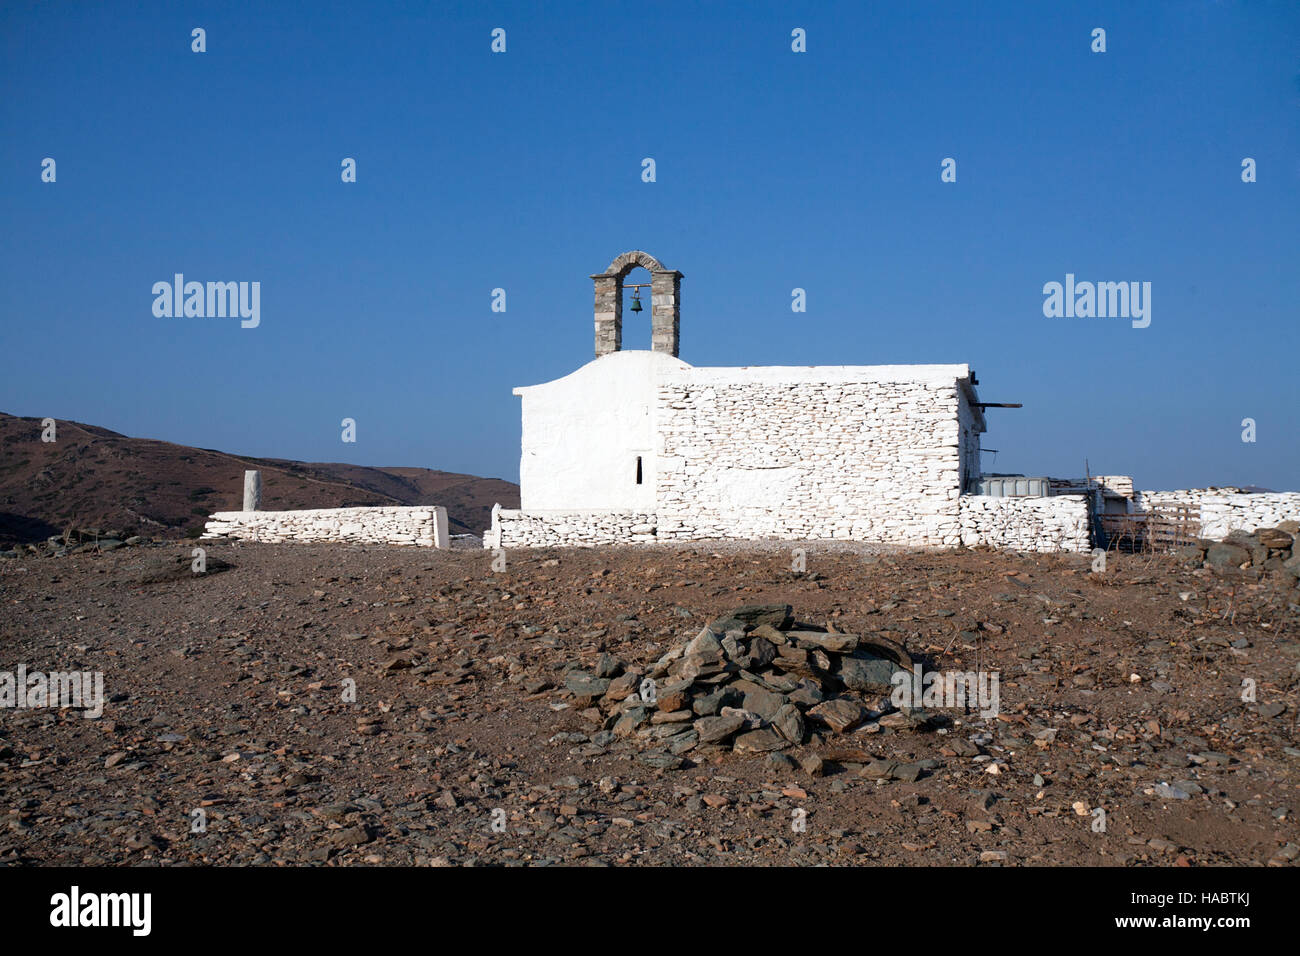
958,495 -> 1091,552
488,509 -> 657,548
1134,490 -> 1300,539
203,506 -> 449,548
488,496 -> 1089,553
653,365 -> 975,546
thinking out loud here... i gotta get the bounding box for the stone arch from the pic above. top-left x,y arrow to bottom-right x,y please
604,250 -> 665,276
591,249 -> 682,358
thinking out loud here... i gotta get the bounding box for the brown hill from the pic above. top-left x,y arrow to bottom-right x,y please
0,413 -> 518,543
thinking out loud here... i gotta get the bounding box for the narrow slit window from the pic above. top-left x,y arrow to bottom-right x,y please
635,456 -> 643,485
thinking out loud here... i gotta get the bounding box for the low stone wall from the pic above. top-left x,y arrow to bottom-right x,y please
654,508 -> 964,547
957,494 -> 1091,552
1134,490 -> 1300,540
488,497 -> 1089,553
487,509 -> 657,548
488,509 -> 963,548
203,506 -> 449,548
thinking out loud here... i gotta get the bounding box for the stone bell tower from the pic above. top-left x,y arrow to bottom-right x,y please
591,250 -> 683,358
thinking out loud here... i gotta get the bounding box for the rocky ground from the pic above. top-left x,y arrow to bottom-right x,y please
1,539 -> 1297,867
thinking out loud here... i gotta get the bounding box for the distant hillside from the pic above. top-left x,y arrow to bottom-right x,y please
0,413 -> 518,543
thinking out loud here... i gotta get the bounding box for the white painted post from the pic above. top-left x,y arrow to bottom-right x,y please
489,503 -> 502,549
243,470 -> 262,511
432,506 -> 449,549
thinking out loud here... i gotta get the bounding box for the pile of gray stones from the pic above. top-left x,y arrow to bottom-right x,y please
1180,524 -> 1300,601
558,604 -> 918,772
1190,524 -> 1300,570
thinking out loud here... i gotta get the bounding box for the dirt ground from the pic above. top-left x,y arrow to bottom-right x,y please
1,540 -> 1296,866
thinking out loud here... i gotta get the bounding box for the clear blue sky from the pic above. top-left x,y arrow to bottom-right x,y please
2,0 -> 1296,489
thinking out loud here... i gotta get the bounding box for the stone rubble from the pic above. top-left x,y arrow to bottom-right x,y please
553,603 -> 922,770
0,527 -> 148,558
1170,522 -> 1300,600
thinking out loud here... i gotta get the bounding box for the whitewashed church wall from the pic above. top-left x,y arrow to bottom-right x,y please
514,350 -> 688,512
653,370 -> 966,546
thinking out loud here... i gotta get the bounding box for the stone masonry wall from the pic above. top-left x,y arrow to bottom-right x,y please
1134,491 -> 1300,540
487,510 -> 657,548
203,506 -> 449,548
654,372 -> 965,546
958,495 -> 1091,552
488,498 -> 1089,553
